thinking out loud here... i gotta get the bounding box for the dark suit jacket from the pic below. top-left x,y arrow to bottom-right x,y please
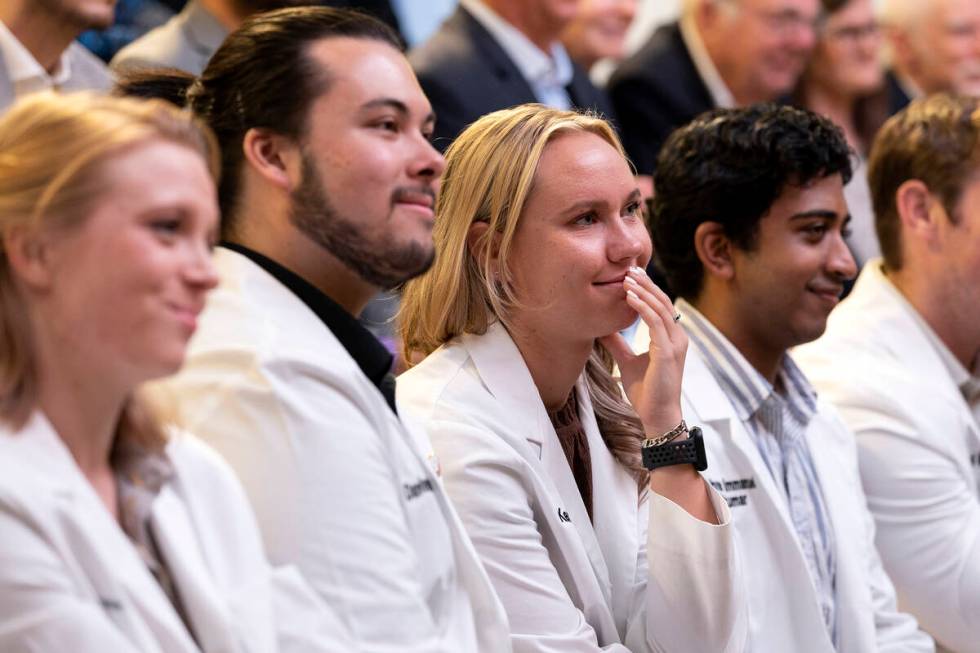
410,5 -> 613,152
883,69 -> 912,117
607,22 -> 714,176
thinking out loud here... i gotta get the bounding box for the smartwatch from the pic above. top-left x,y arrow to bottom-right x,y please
641,426 -> 708,472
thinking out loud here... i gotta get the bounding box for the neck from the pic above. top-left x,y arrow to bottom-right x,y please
887,264 -> 978,370
31,322 -> 125,478
198,0 -> 244,30
803,83 -> 862,150
507,317 -> 593,411
482,0 -> 562,53
229,210 -> 378,317
0,3 -> 78,74
692,292 -> 784,383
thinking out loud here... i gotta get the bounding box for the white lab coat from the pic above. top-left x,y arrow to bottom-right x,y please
635,321 -> 934,653
0,411 -> 353,652
397,321 -> 747,653
148,247 -> 511,653
795,261 -> 980,652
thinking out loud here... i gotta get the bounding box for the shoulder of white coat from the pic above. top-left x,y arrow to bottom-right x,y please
164,428 -> 250,502
397,340 -> 477,423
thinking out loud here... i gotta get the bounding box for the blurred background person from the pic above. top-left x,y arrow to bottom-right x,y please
410,0 -> 611,152
0,92 -> 352,652
398,104 -> 746,652
112,0 -> 315,74
795,0 -> 887,267
0,0 -> 114,114
880,0 -> 980,114
608,0 -> 819,196
561,0 -> 637,73
79,0 -> 176,62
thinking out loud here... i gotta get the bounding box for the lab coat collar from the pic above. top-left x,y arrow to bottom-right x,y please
461,321 -> 616,603
840,262 -> 980,447
5,412 -> 201,652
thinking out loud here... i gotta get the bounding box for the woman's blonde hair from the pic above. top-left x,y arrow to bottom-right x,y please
0,92 -> 219,451
400,104 -> 647,483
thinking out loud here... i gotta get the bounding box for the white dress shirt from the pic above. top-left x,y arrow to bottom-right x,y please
461,0 -> 574,109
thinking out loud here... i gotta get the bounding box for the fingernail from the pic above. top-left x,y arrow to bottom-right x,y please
629,265 -> 646,277
626,289 -> 638,300
624,275 -> 638,286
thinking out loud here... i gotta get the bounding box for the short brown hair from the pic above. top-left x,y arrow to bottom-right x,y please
868,94 -> 980,270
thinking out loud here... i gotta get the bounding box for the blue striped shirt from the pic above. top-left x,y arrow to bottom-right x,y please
678,299 -> 838,646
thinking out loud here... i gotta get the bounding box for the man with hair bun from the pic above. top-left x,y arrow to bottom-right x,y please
797,94 -> 980,652
144,7 -> 511,652
640,103 -> 933,652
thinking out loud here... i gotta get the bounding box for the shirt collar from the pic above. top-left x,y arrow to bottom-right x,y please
678,13 -> 735,109
461,0 -> 574,89
0,19 -> 72,89
678,298 -> 818,424
221,243 -> 397,413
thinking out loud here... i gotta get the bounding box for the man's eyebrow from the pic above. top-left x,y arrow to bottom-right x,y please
361,98 -> 436,125
790,209 -> 843,220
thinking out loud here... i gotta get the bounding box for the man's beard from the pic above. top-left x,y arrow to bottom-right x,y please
289,154 -> 435,290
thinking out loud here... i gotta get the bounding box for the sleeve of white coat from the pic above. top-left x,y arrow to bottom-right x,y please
838,397 -> 968,652
0,507 -> 140,652
625,482 -> 748,653
427,418 -> 631,653
157,350 -> 455,653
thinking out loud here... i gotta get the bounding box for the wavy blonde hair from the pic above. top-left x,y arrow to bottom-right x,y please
0,92 -> 219,450
400,104 -> 647,484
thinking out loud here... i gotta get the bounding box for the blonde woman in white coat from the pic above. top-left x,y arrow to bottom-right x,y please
397,104 -> 746,653
0,93 -> 352,653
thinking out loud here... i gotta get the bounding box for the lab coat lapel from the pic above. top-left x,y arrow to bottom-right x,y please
463,323 -> 613,603
22,415 -> 199,653
575,377 -> 638,633
804,410 -> 874,650
150,490 -> 239,652
684,351 -> 796,531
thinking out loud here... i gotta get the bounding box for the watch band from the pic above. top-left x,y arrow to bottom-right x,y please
641,426 -> 708,472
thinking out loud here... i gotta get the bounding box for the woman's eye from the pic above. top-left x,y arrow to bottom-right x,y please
376,119 -> 399,133
624,201 -> 642,217
151,219 -> 181,236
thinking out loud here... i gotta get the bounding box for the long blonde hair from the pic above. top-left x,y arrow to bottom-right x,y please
400,104 -> 647,483
0,92 -> 219,449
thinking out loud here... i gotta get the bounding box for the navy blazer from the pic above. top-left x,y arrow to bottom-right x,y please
883,69 -> 912,117
410,5 -> 613,152
607,22 -> 714,176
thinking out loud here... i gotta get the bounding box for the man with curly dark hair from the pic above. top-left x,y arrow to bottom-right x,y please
636,104 -> 934,652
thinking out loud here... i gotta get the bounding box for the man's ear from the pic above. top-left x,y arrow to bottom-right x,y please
3,226 -> 54,291
241,128 -> 300,192
693,221 -> 735,282
895,179 -> 941,246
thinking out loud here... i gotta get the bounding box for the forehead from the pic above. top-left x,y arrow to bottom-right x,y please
742,0 -> 818,13
305,37 -> 431,118
765,175 -> 847,218
534,131 -> 631,190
